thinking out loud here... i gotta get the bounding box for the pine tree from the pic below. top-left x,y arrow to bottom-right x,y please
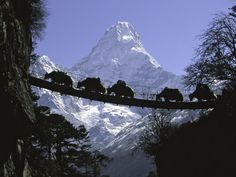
28,93 -> 111,177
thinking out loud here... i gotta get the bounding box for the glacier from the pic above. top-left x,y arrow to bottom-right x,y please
31,21 -> 200,177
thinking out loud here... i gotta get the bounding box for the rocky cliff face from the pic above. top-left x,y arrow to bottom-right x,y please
0,0 -> 35,176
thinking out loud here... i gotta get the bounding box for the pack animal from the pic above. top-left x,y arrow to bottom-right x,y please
107,82 -> 134,98
156,87 -> 183,102
189,83 -> 216,101
44,71 -> 73,87
77,77 -> 106,94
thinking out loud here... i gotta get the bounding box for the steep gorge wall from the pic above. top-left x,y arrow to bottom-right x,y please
0,0 -> 35,176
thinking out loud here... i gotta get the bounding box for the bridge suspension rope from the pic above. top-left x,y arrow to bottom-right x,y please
29,76 -> 217,110
30,68 -> 192,101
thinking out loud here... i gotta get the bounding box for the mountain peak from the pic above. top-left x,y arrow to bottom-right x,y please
104,21 -> 140,43
71,21 -> 164,82
30,55 -> 59,77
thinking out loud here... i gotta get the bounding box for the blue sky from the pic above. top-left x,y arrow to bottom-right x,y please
36,0 -> 235,75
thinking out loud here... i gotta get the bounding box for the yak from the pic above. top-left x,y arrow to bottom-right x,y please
77,77 -> 106,94
189,83 -> 216,102
107,82 -> 134,98
44,71 -> 73,87
156,87 -> 183,102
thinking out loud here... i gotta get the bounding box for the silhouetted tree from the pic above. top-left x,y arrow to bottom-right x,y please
89,150 -> 111,177
31,106 -> 106,176
156,85 -> 236,177
27,104 -> 60,177
184,8 -> 236,87
27,94 -> 110,177
30,0 -> 48,41
146,171 -> 157,177
138,110 -> 176,176
155,6 -> 236,177
36,113 -> 93,177
29,0 -> 48,64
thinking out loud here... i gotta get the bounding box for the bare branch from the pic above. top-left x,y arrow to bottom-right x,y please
184,13 -> 236,87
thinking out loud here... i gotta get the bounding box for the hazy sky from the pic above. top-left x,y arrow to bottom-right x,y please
36,0 -> 235,75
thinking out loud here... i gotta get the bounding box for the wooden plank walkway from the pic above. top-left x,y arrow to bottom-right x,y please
29,76 -> 216,109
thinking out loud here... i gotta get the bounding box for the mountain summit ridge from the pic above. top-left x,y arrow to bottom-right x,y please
104,21 -> 141,44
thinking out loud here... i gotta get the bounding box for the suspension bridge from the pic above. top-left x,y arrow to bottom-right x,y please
29,76 -> 216,109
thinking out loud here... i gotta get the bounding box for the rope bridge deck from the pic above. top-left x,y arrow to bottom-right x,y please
29,76 -> 216,109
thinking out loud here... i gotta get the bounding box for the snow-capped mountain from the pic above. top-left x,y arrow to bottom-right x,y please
31,56 -> 142,148
31,22 -> 197,177
72,22 -> 182,94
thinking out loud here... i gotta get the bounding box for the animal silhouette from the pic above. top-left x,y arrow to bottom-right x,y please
44,71 -> 73,87
77,77 -> 106,94
107,81 -> 134,98
189,83 -> 216,101
156,87 -> 183,102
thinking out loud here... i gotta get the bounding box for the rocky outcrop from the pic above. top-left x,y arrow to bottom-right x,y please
0,0 -> 35,176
